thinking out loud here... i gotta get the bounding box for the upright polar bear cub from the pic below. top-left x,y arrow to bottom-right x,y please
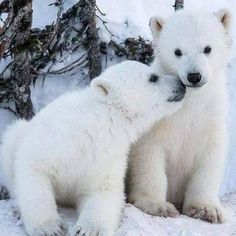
1,61 -> 185,236
128,9 -> 232,223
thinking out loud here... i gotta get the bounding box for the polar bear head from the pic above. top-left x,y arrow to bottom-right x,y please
149,9 -> 232,88
91,61 -> 185,124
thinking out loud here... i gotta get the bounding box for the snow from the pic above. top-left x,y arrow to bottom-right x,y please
96,0 -> 236,45
223,59 -> 236,194
0,13 -> 7,27
0,193 -> 235,236
0,0 -> 236,235
32,0 -> 58,28
0,56 -> 12,77
32,0 -> 78,28
30,76 -> 82,113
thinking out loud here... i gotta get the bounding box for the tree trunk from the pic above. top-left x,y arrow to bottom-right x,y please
11,0 -> 34,119
79,0 -> 101,80
0,0 -> 34,119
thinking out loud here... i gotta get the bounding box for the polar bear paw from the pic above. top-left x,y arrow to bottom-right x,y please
30,219 -> 68,236
183,203 -> 225,223
74,220 -> 112,236
0,185 -> 10,200
133,198 -> 179,217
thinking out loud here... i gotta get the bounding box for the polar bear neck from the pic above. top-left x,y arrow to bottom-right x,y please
96,97 -> 157,145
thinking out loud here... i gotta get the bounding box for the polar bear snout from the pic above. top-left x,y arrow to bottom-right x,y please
185,72 -> 207,88
187,73 -> 202,85
178,55 -> 209,89
167,79 -> 186,102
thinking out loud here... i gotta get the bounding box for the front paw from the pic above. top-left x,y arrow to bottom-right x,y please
183,202 -> 225,223
29,219 -> 68,236
0,185 -> 10,200
74,220 -> 112,236
133,197 -> 179,218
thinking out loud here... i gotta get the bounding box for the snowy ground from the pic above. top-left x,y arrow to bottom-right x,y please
0,0 -> 235,193
0,193 -> 235,236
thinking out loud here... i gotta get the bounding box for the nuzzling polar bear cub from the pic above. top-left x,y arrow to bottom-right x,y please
128,9 -> 232,223
1,61 -> 185,236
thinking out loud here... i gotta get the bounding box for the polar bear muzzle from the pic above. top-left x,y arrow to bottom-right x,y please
187,73 -> 202,85
167,80 -> 186,102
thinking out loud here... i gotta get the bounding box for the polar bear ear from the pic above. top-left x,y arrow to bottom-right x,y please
91,77 -> 112,97
215,9 -> 232,31
149,16 -> 165,39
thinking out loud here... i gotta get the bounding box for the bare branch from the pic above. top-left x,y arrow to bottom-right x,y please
100,37 -> 153,66
96,14 -> 114,37
42,0 -> 63,51
173,0 -> 184,11
39,51 -> 88,76
0,106 -> 17,116
95,4 -> 105,16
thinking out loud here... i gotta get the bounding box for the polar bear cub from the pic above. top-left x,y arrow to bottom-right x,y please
1,61 -> 185,236
128,9 -> 232,223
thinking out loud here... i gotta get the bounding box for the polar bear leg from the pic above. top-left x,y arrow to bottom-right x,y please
183,139 -> 226,223
128,142 -> 179,217
1,120 -> 28,197
15,170 -> 67,236
74,191 -> 124,236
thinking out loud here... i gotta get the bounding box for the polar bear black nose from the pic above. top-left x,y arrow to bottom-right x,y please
187,73 -> 202,85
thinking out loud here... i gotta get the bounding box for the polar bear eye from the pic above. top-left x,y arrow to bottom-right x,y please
174,49 -> 182,57
204,46 -> 211,54
149,74 -> 159,83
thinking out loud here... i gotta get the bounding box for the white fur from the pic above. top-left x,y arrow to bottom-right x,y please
0,61 -> 184,236
128,9 -> 232,223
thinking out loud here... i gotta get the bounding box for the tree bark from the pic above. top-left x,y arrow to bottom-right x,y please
0,0 -> 10,13
79,0 -> 101,80
10,0 -> 34,119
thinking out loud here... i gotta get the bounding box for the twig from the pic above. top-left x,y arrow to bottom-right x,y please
173,0 -> 184,11
76,73 -> 89,86
41,60 -> 55,86
49,59 -> 87,75
42,0 -> 63,51
0,60 -> 12,77
95,4 -> 106,16
0,106 -> 17,116
38,51 -> 88,78
96,14 -> 114,37
48,56 -> 87,75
